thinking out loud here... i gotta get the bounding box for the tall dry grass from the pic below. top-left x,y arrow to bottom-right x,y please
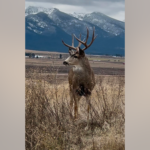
25,68 -> 125,150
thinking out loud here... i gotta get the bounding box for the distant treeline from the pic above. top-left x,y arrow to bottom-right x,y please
25,53 -> 35,58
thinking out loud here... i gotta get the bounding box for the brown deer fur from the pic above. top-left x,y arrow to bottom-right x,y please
62,28 -> 97,120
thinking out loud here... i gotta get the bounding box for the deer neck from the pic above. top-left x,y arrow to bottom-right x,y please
73,65 -> 84,72
73,57 -> 91,74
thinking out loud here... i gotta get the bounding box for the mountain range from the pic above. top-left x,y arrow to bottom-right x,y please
25,6 -> 125,56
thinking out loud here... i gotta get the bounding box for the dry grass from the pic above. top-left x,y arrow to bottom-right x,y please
25,68 -> 125,150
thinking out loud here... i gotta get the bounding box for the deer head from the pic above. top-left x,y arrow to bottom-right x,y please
62,27 -> 97,66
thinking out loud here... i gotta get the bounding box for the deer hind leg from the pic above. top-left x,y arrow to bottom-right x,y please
70,91 -> 74,112
86,96 -> 91,127
74,98 -> 78,119
73,92 -> 79,119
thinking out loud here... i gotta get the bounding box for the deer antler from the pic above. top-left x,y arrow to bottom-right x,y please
62,34 -> 82,51
74,27 -> 97,51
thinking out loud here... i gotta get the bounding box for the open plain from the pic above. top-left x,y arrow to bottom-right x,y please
26,50 -> 124,82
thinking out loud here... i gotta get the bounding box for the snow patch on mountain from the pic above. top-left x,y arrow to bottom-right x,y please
83,12 -> 125,35
25,6 -> 57,16
68,12 -> 124,36
25,6 -> 125,36
69,12 -> 86,20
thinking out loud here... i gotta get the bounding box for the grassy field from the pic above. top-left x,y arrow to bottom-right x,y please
25,49 -> 125,76
26,58 -> 124,68
25,50 -> 125,150
25,50 -> 124,64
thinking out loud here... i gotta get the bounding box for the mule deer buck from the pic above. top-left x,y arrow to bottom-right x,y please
62,27 -> 97,121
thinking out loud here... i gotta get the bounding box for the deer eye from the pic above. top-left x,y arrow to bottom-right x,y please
74,56 -> 78,58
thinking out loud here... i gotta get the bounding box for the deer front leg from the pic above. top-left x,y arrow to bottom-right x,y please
70,90 -> 79,119
86,96 -> 91,127
74,97 -> 79,119
73,90 -> 82,119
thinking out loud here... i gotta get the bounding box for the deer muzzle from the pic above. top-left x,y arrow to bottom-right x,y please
63,61 -> 69,65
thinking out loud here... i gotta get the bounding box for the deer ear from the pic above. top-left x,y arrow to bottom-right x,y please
79,47 -> 85,56
69,48 -> 74,56
68,48 -> 71,55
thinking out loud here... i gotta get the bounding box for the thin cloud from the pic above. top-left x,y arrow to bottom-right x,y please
26,0 -> 124,6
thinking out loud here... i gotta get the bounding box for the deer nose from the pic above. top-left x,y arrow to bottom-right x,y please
63,61 -> 69,65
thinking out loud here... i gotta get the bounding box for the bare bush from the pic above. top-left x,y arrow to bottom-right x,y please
25,68 -> 125,150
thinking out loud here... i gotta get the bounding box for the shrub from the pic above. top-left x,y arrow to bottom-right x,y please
25,69 -> 125,150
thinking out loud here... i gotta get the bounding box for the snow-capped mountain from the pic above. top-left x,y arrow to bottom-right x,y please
25,6 -> 125,56
25,6 -> 58,16
26,7 -> 111,38
26,12 -> 72,52
69,12 -> 86,20
25,6 -> 125,36
70,12 -> 124,36
26,12 -> 58,35
82,12 -> 124,36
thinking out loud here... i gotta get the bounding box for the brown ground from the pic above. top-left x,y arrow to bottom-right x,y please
25,50 -> 124,74
25,49 -> 124,84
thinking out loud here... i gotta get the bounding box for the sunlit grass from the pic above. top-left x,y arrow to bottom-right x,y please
25,68 -> 125,150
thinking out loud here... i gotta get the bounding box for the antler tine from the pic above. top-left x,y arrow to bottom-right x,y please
74,27 -> 97,51
72,34 -> 74,47
62,40 -> 77,50
62,27 -> 97,52
82,27 -> 97,51
85,27 -> 89,44
77,34 -> 82,47
74,34 -> 85,45
74,27 -> 89,46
